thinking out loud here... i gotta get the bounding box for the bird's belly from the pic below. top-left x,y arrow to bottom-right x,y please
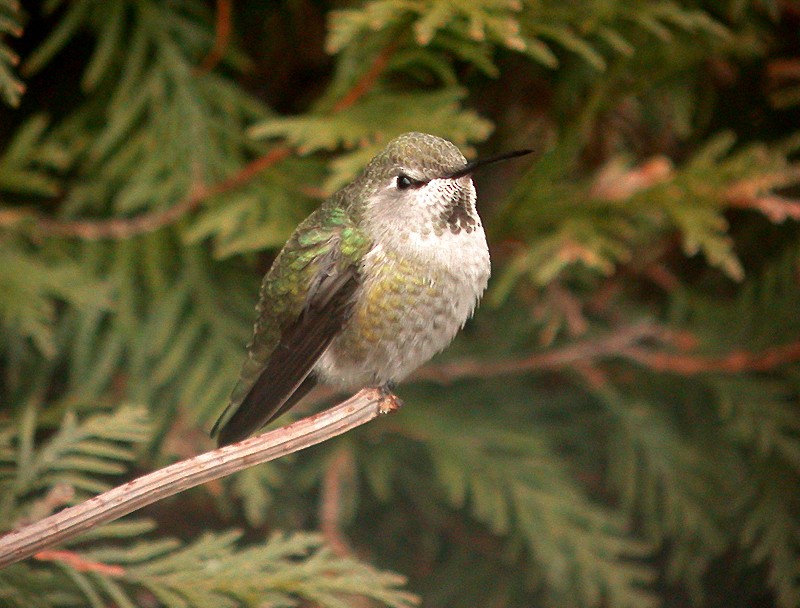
315,239 -> 489,387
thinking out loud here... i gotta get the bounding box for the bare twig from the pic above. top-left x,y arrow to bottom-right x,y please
621,339 -> 800,374
414,323 -> 800,385
0,389 -> 398,569
4,37 -> 399,242
319,448 -> 356,557
412,323 -> 668,383
197,0 -> 233,74
33,146 -> 293,240
331,40 -> 399,113
33,550 -> 126,576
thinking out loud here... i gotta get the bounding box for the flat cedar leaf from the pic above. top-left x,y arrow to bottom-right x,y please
327,0 -> 525,54
669,205 -> 744,280
0,563 -> 81,607
81,0 -> 125,90
0,245 -> 109,355
250,89 -> 491,152
406,408 -> 657,608
0,0 -> 25,107
0,115 -> 64,196
533,25 -> 607,71
521,36 -> 559,67
8,405 -> 151,508
3,114 -> 49,165
597,26 -> 634,56
75,519 -> 158,543
231,463 -> 284,527
22,0 -> 90,76
112,531 -> 419,608
250,89 -> 492,193
183,184 -> 311,259
739,475 -> 800,607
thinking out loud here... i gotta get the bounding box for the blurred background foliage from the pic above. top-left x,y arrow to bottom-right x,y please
1,0 -> 799,606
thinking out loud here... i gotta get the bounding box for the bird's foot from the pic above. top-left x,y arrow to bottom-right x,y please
366,384 -> 404,415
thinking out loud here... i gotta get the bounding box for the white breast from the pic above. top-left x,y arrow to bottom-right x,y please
315,224 -> 490,387
315,175 -> 490,387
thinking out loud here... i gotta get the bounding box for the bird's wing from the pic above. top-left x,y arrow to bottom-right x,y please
212,245 -> 360,446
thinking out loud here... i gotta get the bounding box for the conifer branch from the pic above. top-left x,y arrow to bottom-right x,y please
31,146 -> 293,240
622,339 -> 800,374
725,165 -> 800,222
5,39 -> 398,242
319,448 -> 356,557
413,322 -> 670,382
416,325 -> 800,383
0,389 -> 397,569
331,39 -> 399,112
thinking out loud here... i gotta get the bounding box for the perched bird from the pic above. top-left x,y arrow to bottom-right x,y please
212,132 -> 531,446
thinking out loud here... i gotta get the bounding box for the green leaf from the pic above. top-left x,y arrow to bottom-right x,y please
109,532 -> 419,608
0,0 -> 25,107
0,243 -> 109,355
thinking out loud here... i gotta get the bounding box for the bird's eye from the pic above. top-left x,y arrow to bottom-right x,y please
396,174 -> 418,190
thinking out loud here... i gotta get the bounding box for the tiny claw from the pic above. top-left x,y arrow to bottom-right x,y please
366,386 -> 404,414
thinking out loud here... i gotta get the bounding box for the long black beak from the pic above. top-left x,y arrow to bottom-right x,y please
446,148 -> 533,180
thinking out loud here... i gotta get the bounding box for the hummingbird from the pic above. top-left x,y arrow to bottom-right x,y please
212,132 -> 531,446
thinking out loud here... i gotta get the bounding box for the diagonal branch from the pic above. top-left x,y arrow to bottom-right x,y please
0,389 -> 397,570
7,39 -> 400,241
34,146 -> 293,240
414,324 -> 800,384
331,39 -> 399,113
197,0 -> 233,74
412,322 -> 670,383
621,339 -> 800,374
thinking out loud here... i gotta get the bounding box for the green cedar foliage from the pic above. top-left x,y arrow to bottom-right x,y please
0,0 -> 23,107
0,1 -> 799,607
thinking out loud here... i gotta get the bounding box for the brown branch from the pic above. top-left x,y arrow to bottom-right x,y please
34,550 -> 126,576
319,448 -> 378,608
589,156 -> 674,201
412,323 -> 669,384
319,448 -> 356,557
197,0 -> 233,74
622,339 -> 800,374
0,389 -> 399,569
414,324 -> 800,384
8,35 -> 399,242
331,40 -> 399,113
30,146 -> 292,240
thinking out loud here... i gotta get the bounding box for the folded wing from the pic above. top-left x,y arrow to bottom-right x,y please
212,250 -> 360,446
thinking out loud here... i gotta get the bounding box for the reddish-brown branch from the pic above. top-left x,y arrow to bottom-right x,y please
319,449 -> 356,557
12,36 -> 399,241
622,339 -> 800,374
32,146 -> 292,240
34,550 -> 126,576
197,0 -> 233,74
412,323 -> 670,383
414,325 -> 800,384
331,40 -> 399,113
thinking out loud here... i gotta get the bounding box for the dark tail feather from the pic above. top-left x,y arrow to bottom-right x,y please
215,375 -> 318,447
